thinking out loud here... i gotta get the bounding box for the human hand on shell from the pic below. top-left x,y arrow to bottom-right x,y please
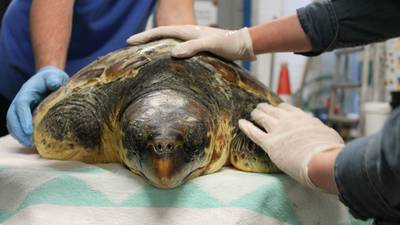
7,67 -> 69,146
127,25 -> 256,61
238,103 -> 345,190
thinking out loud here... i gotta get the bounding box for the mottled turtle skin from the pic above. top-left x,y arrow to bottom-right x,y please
33,39 -> 282,189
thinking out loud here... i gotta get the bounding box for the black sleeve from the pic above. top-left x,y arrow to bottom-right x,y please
334,107 -> 400,221
0,0 -> 12,28
296,0 -> 400,56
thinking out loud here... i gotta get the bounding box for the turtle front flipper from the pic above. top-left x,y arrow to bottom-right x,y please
230,130 -> 280,173
228,101 -> 281,173
33,89 -> 121,164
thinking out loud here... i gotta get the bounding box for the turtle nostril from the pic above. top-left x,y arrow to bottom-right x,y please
152,140 -> 176,153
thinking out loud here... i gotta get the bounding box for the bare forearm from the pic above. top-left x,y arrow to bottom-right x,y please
249,15 -> 311,54
156,0 -> 196,26
30,0 -> 74,70
308,148 -> 341,193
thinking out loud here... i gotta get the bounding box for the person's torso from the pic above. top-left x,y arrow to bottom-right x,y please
0,0 -> 156,99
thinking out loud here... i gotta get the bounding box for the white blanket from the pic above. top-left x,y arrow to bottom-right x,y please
0,135 -> 369,225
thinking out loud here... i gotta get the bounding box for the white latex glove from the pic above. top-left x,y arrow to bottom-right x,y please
238,103 -> 344,190
127,25 -> 256,61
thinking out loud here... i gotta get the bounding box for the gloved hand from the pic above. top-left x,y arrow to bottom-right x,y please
238,103 -> 344,190
127,25 -> 256,61
7,66 -> 69,146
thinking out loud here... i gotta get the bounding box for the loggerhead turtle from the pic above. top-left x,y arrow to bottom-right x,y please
33,39 -> 282,189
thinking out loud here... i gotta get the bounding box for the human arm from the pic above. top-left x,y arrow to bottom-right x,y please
123,10 -> 311,59
296,0 -> 400,56
30,0 -> 74,69
307,147 -> 340,193
239,102 -> 400,221
249,15 -> 311,54
6,0 -> 73,146
305,106 -> 400,221
155,0 -> 196,26
128,0 -> 400,60
332,108 -> 400,221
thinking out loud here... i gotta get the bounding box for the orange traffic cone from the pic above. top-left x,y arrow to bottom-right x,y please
277,62 -> 292,103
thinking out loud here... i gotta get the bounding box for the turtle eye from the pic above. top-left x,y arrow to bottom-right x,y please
183,122 -> 207,162
123,121 -> 148,158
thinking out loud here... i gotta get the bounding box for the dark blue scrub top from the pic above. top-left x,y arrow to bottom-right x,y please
0,0 -> 156,100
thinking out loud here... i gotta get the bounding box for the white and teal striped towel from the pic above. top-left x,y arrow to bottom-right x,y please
0,135 -> 369,225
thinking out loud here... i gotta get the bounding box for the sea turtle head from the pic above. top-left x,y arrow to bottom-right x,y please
120,89 -> 210,188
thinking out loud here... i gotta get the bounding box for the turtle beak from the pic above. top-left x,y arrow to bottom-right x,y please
153,157 -> 174,180
140,138 -> 192,188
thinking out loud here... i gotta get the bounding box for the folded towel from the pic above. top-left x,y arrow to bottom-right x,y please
0,135 -> 369,225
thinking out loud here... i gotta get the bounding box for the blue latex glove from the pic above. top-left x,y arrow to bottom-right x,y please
7,66 -> 69,146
